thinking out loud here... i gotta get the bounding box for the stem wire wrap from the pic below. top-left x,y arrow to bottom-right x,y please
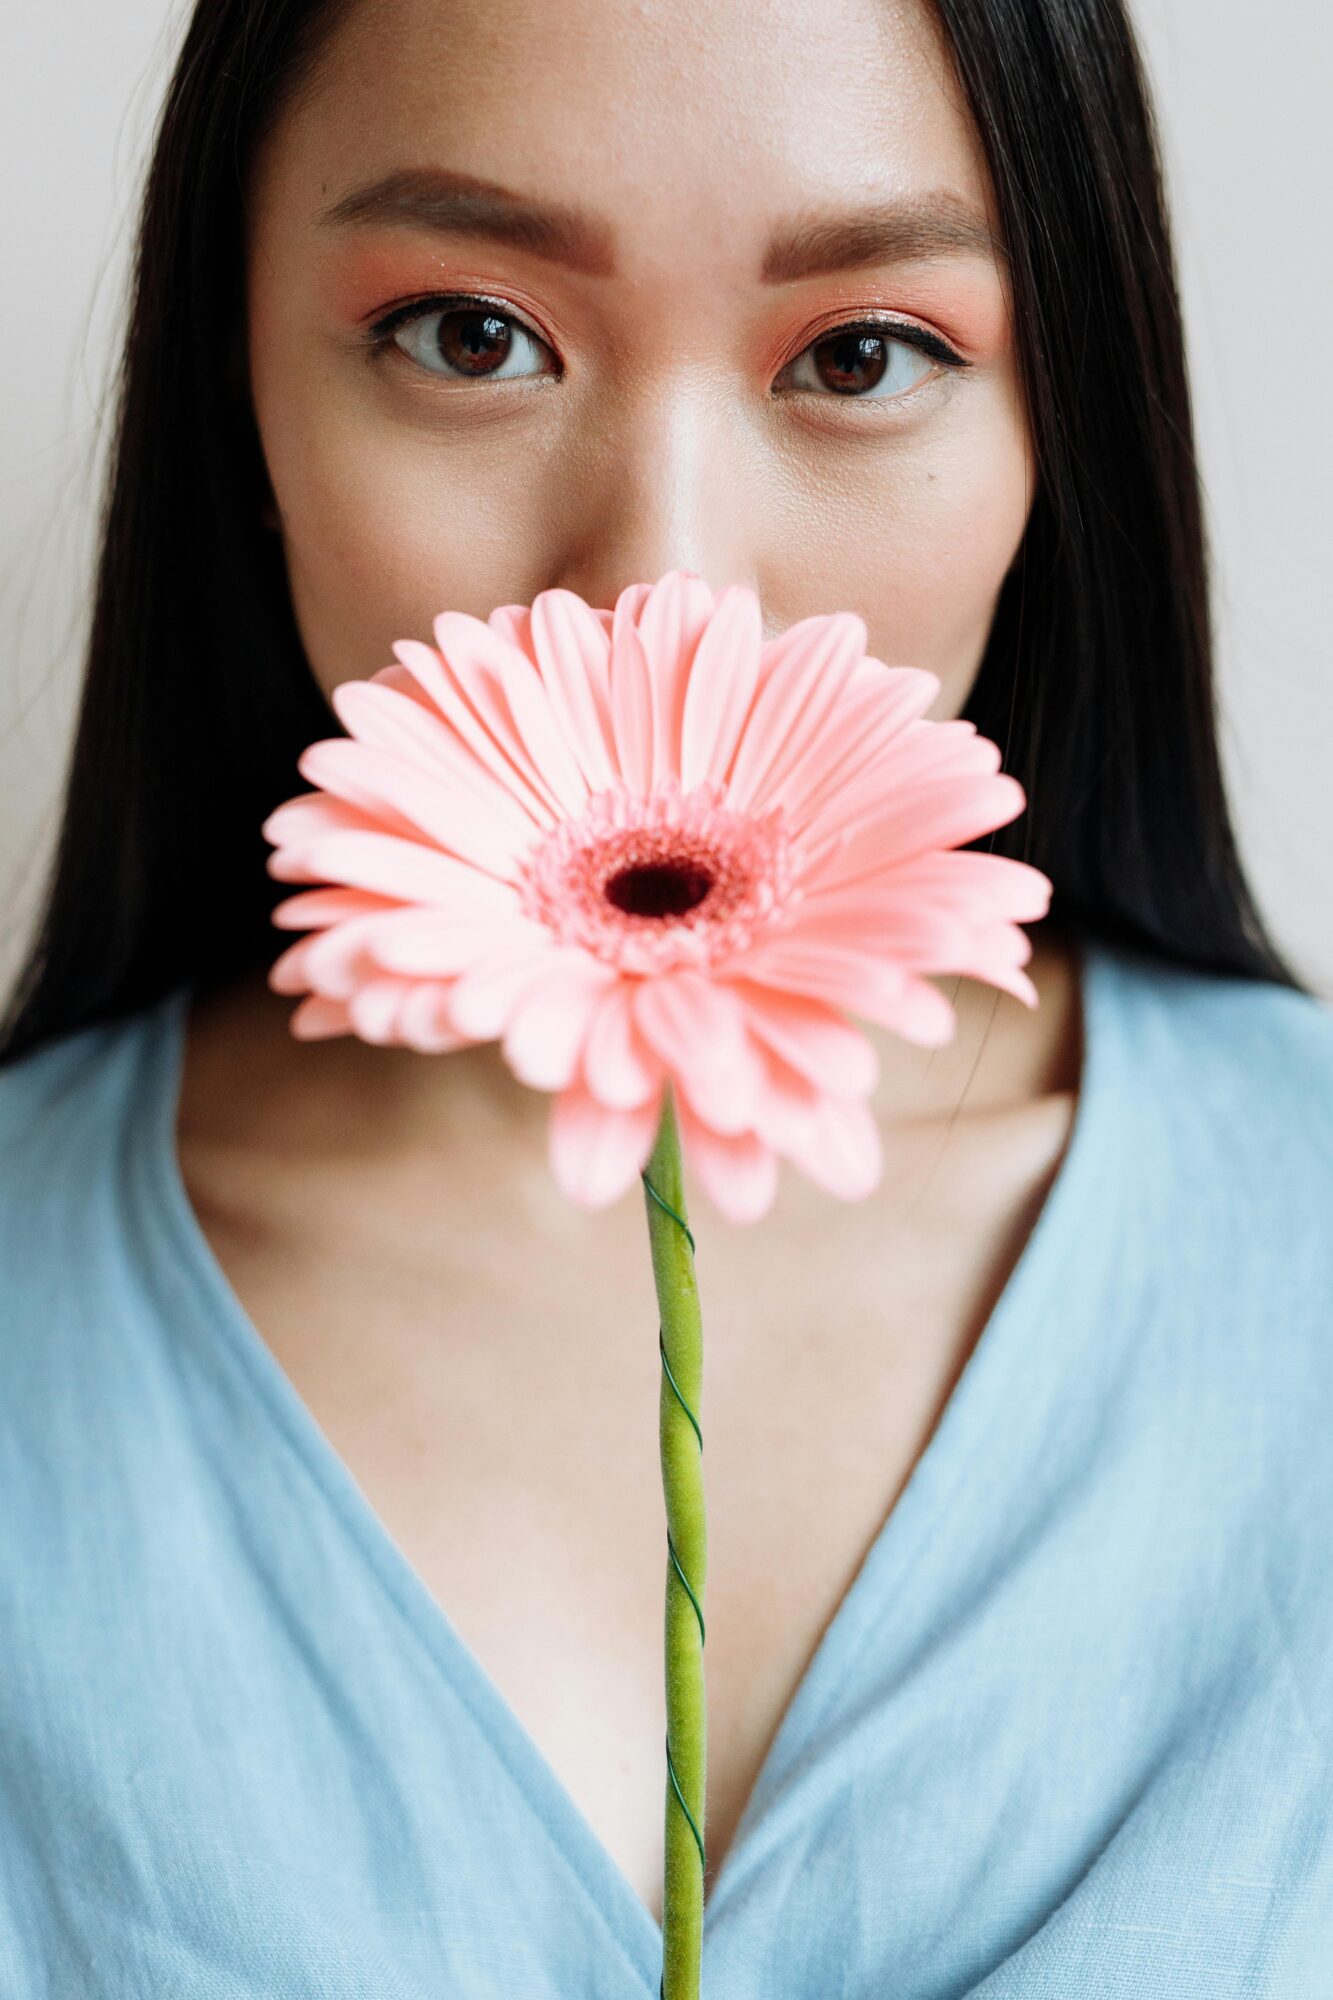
640,1089 -> 708,2000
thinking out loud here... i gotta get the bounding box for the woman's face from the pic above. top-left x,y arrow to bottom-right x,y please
245,0 -> 1034,714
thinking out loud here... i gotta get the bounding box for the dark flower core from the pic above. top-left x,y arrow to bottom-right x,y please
603,858 -> 715,919
515,776 -> 796,974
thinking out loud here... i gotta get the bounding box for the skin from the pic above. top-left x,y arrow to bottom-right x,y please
177,0 -> 1083,1923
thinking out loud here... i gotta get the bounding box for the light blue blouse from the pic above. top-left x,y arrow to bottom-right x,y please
2,934 -> 1332,1998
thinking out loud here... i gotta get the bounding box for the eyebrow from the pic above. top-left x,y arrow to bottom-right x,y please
317,168 -> 1004,280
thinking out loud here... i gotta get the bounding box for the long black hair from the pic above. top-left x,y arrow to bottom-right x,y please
0,0 -> 1310,1066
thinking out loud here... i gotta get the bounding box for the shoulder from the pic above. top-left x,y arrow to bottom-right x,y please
1087,935 -> 1333,1404
1091,937 -> 1333,1205
0,1002 -> 156,1183
0,989 -> 197,1540
0,1007 -> 131,1131
1095,931 -> 1333,1372
1094,932 -> 1333,1068
0,991 -> 182,1298
1088,943 -> 1333,1655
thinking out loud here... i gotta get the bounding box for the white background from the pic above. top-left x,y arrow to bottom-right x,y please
2,0 -> 1329,998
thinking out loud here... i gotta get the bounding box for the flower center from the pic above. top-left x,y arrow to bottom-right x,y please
603,858 -> 715,919
515,775 -> 796,976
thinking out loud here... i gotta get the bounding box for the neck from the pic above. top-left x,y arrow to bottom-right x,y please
183,926 -> 1081,1178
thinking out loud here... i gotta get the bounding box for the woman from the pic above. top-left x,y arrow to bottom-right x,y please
1,0 -> 1329,1991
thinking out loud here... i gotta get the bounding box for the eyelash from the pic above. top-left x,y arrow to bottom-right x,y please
362,291 -> 970,405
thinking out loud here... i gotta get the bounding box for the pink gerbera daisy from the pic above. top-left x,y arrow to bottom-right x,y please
262,569 -> 1052,1222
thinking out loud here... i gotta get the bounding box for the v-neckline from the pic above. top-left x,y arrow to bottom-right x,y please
140,932 -> 1110,1983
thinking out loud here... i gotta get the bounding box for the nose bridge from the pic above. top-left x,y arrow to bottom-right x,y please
553,364 -> 765,618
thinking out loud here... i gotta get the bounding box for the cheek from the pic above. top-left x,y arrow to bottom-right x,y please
249,332 -> 553,695
851,391 -> 1035,701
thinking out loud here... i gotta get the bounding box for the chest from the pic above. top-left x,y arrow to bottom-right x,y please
178,1093 -> 1074,1924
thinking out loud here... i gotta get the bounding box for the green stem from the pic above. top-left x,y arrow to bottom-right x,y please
641,1085 -> 707,2000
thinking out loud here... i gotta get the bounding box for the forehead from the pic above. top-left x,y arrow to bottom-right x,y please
253,0 -> 996,262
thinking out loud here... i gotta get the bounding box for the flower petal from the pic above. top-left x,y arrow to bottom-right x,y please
268,934 -> 319,995
728,938 -> 911,1026
782,664 -> 942,837
548,1078 -> 665,1208
432,611 -> 589,819
782,897 -> 978,967
631,570 -> 718,787
610,582 -> 653,628
284,736 -> 429,844
289,994 -> 354,1039
266,828 -> 523,911
742,1050 -> 821,1157
727,980 -> 880,1097
274,911 -> 488,1004
391,638 -> 555,828
861,849 -> 1053,922
262,791 -> 387,852
799,724 -> 1002,864
299,911 -> 427,999
868,974 -> 961,1046
331,675 -> 545,838
484,604 -> 536,651
330,673 -> 508,791
526,589 -> 619,790
271,887 -> 402,930
631,972 -> 766,1135
792,768 -> 1020,888
396,981 -> 474,1052
299,735 -> 533,881
580,981 -> 664,1109
672,1091 -> 780,1224
501,955 -> 620,1090
796,1092 -> 883,1200
608,615 -> 655,794
367,909 -> 547,978
364,658 -> 446,716
749,1056 -> 882,1200
346,977 -> 416,1044
447,942 -> 573,1040
678,584 -> 764,792
917,917 -> 1043,1008
724,610 -> 866,814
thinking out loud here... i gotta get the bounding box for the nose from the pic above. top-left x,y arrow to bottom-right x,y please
546,372 -> 782,638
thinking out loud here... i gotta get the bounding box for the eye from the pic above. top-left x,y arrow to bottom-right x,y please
365,295 -> 969,405
777,318 -> 967,403
368,294 -> 557,383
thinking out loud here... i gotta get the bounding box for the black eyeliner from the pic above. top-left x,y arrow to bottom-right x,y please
364,292 -> 522,344
832,317 -> 970,368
